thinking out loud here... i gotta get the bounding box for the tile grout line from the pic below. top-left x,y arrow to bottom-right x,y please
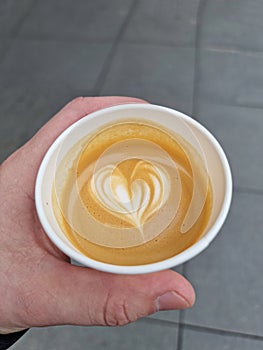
176,264 -> 187,350
5,35 -> 121,44
192,0 -> 208,117
183,323 -> 263,342
93,0 -> 139,95
193,99 -> 263,111
8,33 -> 263,57
176,312 -> 184,350
143,318 -> 263,342
234,186 -> 263,196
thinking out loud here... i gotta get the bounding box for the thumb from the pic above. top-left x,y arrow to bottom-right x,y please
26,263 -> 195,328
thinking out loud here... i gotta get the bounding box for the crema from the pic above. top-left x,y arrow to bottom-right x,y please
53,120 -> 213,265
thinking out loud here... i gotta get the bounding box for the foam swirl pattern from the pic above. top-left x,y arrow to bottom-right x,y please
54,121 -> 212,263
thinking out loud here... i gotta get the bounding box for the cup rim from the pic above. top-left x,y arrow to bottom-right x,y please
35,103 -> 232,274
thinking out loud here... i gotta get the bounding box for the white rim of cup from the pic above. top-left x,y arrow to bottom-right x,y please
35,104 -> 232,274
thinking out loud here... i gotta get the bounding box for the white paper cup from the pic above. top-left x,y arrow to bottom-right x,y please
35,104 -> 232,274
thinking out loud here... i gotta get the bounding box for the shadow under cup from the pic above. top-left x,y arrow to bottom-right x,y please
35,104 -> 232,274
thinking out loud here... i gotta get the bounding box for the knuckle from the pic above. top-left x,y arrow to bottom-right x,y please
67,96 -> 85,107
103,294 -> 134,327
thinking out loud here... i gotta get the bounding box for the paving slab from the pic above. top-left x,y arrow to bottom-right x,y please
194,102 -> 263,191
1,1 -> 263,349
184,191 -> 263,336
18,0 -> 133,41
101,44 -> 195,115
0,38 -> 111,161
182,328 -> 263,350
0,0 -> 34,36
0,84 -> 87,162
123,0 -> 199,47
0,39 -> 111,93
195,49 -> 263,108
11,320 -> 178,350
198,0 -> 263,52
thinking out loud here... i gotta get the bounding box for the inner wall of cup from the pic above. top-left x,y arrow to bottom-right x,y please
40,143 -> 82,253
183,123 -> 227,236
42,105 -> 227,255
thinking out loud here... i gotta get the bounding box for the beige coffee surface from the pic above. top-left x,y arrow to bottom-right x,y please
54,120 -> 212,265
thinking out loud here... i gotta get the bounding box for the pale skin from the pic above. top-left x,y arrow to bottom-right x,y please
0,96 -> 195,333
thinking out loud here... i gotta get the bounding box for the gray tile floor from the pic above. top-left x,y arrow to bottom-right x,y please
1,0 -> 263,348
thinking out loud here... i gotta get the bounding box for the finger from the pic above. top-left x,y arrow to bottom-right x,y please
21,264 -> 195,328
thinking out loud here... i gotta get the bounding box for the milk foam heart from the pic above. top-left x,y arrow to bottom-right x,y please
90,160 -> 170,230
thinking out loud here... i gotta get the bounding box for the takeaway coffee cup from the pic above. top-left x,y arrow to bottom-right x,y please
35,104 -> 232,274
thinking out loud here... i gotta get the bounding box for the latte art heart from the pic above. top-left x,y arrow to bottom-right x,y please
90,160 -> 170,230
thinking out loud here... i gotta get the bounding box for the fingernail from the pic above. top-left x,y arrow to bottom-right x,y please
156,291 -> 191,311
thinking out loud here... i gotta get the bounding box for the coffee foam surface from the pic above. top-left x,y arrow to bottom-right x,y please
54,120 -> 211,251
